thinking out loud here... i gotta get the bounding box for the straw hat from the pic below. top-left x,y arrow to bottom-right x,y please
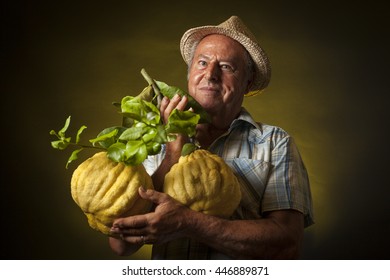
180,15 -> 271,95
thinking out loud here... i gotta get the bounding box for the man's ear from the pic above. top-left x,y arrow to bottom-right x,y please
245,72 -> 255,93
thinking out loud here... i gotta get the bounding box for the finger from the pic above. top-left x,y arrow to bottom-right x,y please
160,95 -> 178,123
164,94 -> 181,112
139,187 -> 170,205
160,96 -> 169,114
112,214 -> 148,229
110,224 -> 147,237
110,222 -> 150,237
120,234 -> 146,245
176,94 -> 188,111
115,227 -> 146,236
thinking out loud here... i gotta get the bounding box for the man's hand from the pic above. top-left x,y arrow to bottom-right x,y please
110,187 -> 190,245
160,94 -> 188,124
109,186 -> 304,259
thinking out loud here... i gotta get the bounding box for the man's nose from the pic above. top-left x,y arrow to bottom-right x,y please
204,63 -> 220,81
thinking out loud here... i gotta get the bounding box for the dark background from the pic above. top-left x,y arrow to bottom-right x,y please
1,0 -> 389,259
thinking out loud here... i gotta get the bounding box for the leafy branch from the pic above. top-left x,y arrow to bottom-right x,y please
50,69 -> 203,168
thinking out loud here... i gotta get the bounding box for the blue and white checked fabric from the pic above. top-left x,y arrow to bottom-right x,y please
143,108 -> 314,259
143,108 -> 314,227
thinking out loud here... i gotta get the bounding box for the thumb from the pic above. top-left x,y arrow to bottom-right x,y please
138,186 -> 169,205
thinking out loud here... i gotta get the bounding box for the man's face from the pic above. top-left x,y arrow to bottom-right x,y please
187,34 -> 252,117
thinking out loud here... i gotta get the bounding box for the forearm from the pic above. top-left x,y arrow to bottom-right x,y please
151,94 -> 189,192
152,138 -> 186,191
151,161 -> 171,192
182,209 -> 304,259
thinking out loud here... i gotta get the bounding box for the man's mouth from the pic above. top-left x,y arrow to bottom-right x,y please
199,86 -> 220,93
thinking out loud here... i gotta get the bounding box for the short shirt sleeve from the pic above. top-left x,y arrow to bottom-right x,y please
261,135 -> 314,227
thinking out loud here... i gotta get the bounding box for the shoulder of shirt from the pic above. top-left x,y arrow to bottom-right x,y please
232,108 -> 292,143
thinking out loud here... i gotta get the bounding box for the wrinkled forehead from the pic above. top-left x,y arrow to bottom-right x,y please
193,34 -> 248,61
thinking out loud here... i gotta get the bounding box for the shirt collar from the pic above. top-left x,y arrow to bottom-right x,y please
230,108 -> 264,144
231,107 -> 261,131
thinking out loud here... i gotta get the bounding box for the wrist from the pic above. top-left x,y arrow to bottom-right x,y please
180,207 -> 222,240
164,137 -> 187,160
179,206 -> 199,237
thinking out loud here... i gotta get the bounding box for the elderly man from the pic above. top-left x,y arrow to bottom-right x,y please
109,16 -> 314,259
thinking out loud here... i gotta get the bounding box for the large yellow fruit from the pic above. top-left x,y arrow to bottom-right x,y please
163,149 -> 241,218
70,152 -> 153,235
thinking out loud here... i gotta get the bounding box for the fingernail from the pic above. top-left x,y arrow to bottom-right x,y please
111,223 -> 118,229
139,186 -> 147,192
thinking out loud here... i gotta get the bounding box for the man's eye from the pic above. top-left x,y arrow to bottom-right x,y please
221,64 -> 233,71
198,60 -> 207,67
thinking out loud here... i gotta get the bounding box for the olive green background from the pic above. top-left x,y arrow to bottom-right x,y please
2,0 -> 389,259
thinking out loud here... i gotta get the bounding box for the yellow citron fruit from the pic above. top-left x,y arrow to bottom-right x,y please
164,149 -> 241,218
70,152 -> 153,235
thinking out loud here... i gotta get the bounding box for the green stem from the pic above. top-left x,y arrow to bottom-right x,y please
141,68 -> 162,108
68,142 -> 106,150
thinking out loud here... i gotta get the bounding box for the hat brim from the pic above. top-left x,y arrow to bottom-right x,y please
180,25 -> 271,95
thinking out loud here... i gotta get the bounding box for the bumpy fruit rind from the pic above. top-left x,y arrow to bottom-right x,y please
71,152 -> 153,235
164,149 -> 241,218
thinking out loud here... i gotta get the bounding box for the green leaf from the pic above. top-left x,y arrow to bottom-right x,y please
51,139 -> 71,150
143,100 -> 160,125
123,140 -> 144,157
121,96 -> 145,122
153,124 -> 168,144
66,148 -> 83,169
155,80 -> 187,98
166,109 -> 200,137
181,143 -> 197,156
136,85 -> 155,102
106,142 -> 127,162
122,116 -> 134,128
112,101 -> 121,108
75,125 -> 87,144
155,81 -> 211,123
49,116 -> 73,146
123,140 -> 147,165
146,142 -> 161,155
58,116 -> 71,138
141,127 -> 157,143
121,96 -> 160,125
119,127 -> 144,141
89,127 -> 121,148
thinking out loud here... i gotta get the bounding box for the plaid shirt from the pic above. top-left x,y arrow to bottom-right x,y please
143,108 -> 314,259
